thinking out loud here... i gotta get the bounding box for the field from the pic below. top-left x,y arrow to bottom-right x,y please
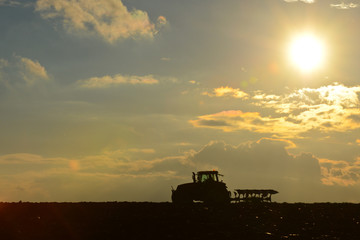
0,202 -> 359,240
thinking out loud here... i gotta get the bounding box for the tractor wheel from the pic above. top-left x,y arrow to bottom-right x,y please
204,189 -> 230,205
172,191 -> 193,204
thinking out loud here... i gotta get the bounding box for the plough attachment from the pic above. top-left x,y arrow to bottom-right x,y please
232,189 -> 278,203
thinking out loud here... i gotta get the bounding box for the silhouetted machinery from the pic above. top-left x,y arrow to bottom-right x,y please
171,170 -> 278,204
171,171 -> 231,204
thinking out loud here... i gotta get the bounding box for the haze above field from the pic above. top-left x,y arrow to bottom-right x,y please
0,0 -> 360,202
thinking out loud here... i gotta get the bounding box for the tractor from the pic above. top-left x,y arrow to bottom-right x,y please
171,170 -> 231,204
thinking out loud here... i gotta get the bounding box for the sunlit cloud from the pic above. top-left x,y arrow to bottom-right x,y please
0,138 -> 321,201
283,0 -> 359,8
19,57 -> 49,85
78,74 -> 159,88
202,86 -> 249,99
35,0 -> 167,43
284,0 -> 315,3
253,83 -> 360,132
357,139 -> 360,146
0,153 -> 61,164
0,150 -> 175,176
128,148 -> 156,154
192,83 -> 360,138
319,158 -> 360,186
190,110 -> 306,137
157,15 -> 167,26
0,151 -> 186,201
256,137 -> 297,149
0,56 -> 49,87
330,2 -> 358,9
0,139 -> 357,201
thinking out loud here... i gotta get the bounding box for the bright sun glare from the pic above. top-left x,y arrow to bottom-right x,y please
288,33 -> 325,73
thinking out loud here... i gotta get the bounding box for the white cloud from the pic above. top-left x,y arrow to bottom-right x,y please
283,0 -> 359,8
284,0 -> 315,3
192,83 -> 360,138
330,2 -> 358,9
35,0 -> 167,43
78,74 -> 159,88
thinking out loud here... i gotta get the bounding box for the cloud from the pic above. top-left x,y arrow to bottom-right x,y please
283,0 -> 359,9
0,138 -> 359,202
188,139 -> 320,181
0,150 -> 190,201
283,0 -> 315,3
19,57 -> 49,85
319,158 -> 360,186
0,0 -> 20,6
253,83 -> 360,111
0,56 -> 50,87
0,58 -> 9,68
191,83 -> 360,138
202,86 -> 249,99
190,110 -> 313,137
185,139 -> 329,202
330,2 -> 358,9
78,74 -> 159,88
35,0 -> 167,43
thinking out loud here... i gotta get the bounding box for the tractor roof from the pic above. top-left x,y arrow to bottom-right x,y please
197,170 -> 219,174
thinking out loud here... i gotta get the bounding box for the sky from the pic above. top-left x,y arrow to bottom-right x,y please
0,0 -> 360,202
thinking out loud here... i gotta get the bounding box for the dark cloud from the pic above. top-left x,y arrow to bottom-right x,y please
321,122 -> 333,128
189,139 -> 321,181
186,139 -> 323,201
349,114 -> 360,123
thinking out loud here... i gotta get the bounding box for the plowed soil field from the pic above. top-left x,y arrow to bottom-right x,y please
0,202 -> 359,240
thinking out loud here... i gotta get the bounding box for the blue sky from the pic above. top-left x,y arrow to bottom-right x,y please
0,0 -> 360,202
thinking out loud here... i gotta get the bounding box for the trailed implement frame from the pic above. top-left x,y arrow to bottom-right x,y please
232,189 -> 278,203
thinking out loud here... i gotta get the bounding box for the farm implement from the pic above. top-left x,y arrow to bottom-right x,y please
171,170 -> 278,204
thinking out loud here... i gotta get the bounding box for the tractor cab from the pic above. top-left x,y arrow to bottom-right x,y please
192,171 -> 223,183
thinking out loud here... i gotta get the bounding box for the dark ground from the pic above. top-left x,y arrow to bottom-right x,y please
0,202 -> 359,240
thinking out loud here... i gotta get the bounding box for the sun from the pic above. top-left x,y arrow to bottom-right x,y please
288,33 -> 326,73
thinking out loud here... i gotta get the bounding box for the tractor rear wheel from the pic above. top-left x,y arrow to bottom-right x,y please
172,191 -> 193,204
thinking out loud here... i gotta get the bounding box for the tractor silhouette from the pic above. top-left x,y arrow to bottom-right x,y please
171,171 -> 231,204
171,170 -> 279,204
